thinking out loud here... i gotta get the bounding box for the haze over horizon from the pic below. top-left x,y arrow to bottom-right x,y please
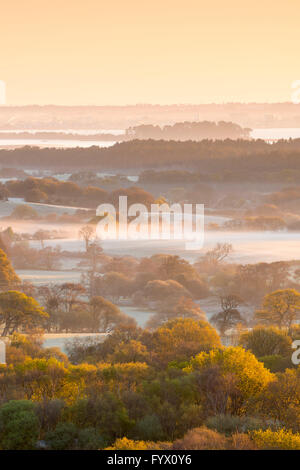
1,0 -> 300,106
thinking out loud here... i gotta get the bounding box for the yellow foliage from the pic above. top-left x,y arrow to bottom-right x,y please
105,437 -> 171,450
187,347 -> 274,398
252,428 -> 300,450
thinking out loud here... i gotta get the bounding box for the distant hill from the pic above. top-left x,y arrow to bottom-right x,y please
126,121 -> 251,141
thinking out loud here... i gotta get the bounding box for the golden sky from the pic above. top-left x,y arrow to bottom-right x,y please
1,0 -> 299,105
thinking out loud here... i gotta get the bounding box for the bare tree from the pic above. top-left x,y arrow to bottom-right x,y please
211,294 -> 244,336
203,243 -> 233,267
34,230 -> 48,249
79,225 -> 95,252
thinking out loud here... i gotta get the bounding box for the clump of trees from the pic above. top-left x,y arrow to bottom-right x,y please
5,177 -> 156,209
0,309 -> 298,449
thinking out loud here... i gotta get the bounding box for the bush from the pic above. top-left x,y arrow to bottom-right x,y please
77,427 -> 106,450
230,433 -> 257,450
206,414 -> 267,436
172,427 -> 227,450
11,204 -> 39,220
252,429 -> 300,450
45,422 -> 77,450
0,400 -> 39,450
258,355 -> 293,373
239,326 -> 292,358
133,414 -> 164,441
106,437 -> 171,450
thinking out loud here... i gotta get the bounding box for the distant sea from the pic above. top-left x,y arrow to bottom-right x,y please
0,129 -> 124,148
0,128 -> 299,148
250,128 -> 300,141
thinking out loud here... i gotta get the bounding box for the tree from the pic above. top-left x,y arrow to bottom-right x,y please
25,188 -> 48,203
0,400 -> 39,450
34,229 -> 48,249
45,422 -> 77,450
89,296 -> 136,333
57,283 -> 86,315
0,248 -> 20,290
98,272 -> 133,302
260,369 -> 300,431
79,225 -> 95,252
197,243 -> 233,270
103,256 -> 138,277
39,246 -> 62,271
255,289 -> 300,328
147,318 -> 221,365
189,347 -> 274,406
232,262 -> 289,303
110,340 -> 149,363
192,365 -> 242,416
239,326 -> 292,357
146,296 -> 206,329
133,414 -> 163,441
143,279 -> 190,304
11,204 -> 39,220
0,291 -> 48,336
160,255 -> 196,280
211,294 -> 245,335
77,427 -> 106,450
68,392 -> 132,440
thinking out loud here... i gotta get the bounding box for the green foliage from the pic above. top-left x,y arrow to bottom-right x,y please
77,427 -> 106,450
45,422 -> 77,450
206,414 -> 267,436
133,415 -> 163,441
258,355 -> 293,373
0,400 -> 39,450
240,326 -> 292,357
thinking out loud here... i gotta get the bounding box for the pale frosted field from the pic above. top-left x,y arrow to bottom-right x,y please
11,229 -> 300,264
120,306 -> 155,327
43,333 -> 106,354
26,231 -> 300,264
16,269 -> 83,285
0,139 -> 116,148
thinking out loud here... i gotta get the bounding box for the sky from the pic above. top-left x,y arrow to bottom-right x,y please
0,0 -> 299,105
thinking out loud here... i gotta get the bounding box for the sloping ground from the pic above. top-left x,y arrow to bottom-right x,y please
0,197 -> 90,217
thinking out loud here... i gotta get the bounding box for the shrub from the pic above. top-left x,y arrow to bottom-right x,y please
0,400 -> 39,450
77,427 -> 106,450
206,414 -> 267,436
106,437 -> 171,450
252,429 -> 300,450
45,422 -> 77,450
258,355 -> 293,373
230,433 -> 257,450
240,327 -> 292,358
133,414 -> 164,441
172,427 -> 227,450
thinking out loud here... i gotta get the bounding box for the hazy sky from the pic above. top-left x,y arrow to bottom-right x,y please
1,0 -> 299,105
